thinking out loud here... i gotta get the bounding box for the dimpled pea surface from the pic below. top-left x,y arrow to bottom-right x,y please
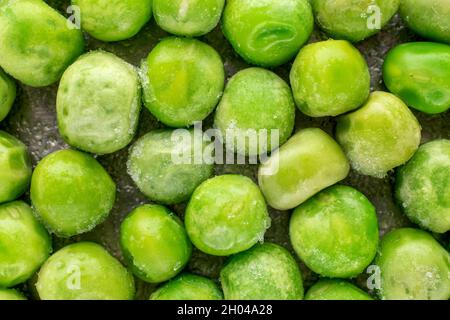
0,69 -> 15,122
305,280 -> 373,300
0,289 -> 26,300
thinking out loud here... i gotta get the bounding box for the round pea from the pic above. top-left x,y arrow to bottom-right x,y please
0,131 -> 32,204
153,0 -> 224,37
383,42 -> 450,114
57,51 -> 141,155
336,91 -> 421,178
0,0 -> 84,87
220,243 -> 304,300
141,37 -> 224,127
222,0 -> 314,67
0,201 -> 51,288
72,0 -> 152,42
290,40 -> 370,117
120,205 -> 192,283
376,228 -> 450,300
258,128 -> 350,210
0,69 -> 15,122
150,273 -> 223,300
185,175 -> 270,256
30,149 -> 116,237
214,68 -> 295,156
305,280 -> 373,300
0,289 -> 26,300
395,140 -> 450,233
36,242 -> 135,300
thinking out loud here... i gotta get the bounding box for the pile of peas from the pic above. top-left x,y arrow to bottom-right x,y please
0,0 -> 449,300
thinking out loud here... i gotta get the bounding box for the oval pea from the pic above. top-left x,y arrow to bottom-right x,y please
0,69 -> 15,122
305,280 -> 373,301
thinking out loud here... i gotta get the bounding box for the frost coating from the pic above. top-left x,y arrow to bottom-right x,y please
0,69 -> 15,122
305,279 -> 373,300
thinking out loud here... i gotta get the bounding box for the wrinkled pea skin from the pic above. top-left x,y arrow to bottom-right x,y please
383,42 -> 450,114
305,280 -> 373,300
0,289 -> 26,300
0,0 -> 84,87
0,69 -> 16,122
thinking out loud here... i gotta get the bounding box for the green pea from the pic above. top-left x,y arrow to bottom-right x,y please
0,69 -> 15,122
127,129 -> 213,205
185,175 -> 270,256
0,131 -> 32,204
36,242 -> 135,300
290,185 -> 379,278
220,243 -> 304,300
214,68 -> 295,156
222,0 -> 314,67
141,37 -> 224,128
336,91 -> 421,178
0,201 -> 52,288
30,149 -> 116,238
72,0 -> 152,42
120,204 -> 192,283
376,228 -> 450,300
153,0 -> 224,37
395,140 -> 450,233
305,280 -> 373,300
290,40 -> 370,117
57,51 -> 141,155
383,42 -> 450,114
399,0 -> 450,44
0,289 -> 26,300
311,0 -> 400,42
0,0 -> 84,87
258,128 -> 350,210
150,273 -> 223,300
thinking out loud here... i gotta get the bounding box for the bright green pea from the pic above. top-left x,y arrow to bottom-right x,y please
57,51 -> 141,155
383,42 -> 450,114
120,204 -> 192,283
185,175 -> 270,256
30,149 -> 116,238
290,40 -> 370,117
290,185 -> 379,278
0,131 -> 32,204
214,68 -> 295,156
150,273 -> 223,300
0,0 -> 84,87
0,69 -> 15,122
127,129 -> 213,205
258,128 -> 350,210
336,91 -> 421,178
305,280 -> 373,300
36,242 -> 135,300
376,228 -> 450,300
141,37 -> 224,127
222,0 -> 313,67
311,0 -> 400,42
72,0 -> 152,42
153,0 -> 224,37
220,243 -> 304,300
399,0 -> 450,44
396,140 -> 450,233
0,201 -> 52,288
0,289 -> 26,300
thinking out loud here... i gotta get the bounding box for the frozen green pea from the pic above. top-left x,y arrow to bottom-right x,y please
220,243 -> 304,300
214,68 -> 295,156
0,131 -> 32,204
0,0 -> 84,87
120,205 -> 191,283
305,280 -> 373,300
127,129 -> 213,205
30,149 -> 116,238
185,175 -> 270,256
336,91 -> 421,178
57,51 -> 141,155
141,37 -> 224,127
311,0 -> 400,42
150,273 -> 223,300
0,289 -> 26,300
153,0 -> 224,37
0,201 -> 51,288
400,0 -> 450,44
258,128 -> 350,211
222,0 -> 313,67
376,228 -> 450,300
36,242 -> 135,300
383,42 -> 450,114
290,40 -> 370,117
290,185 -> 379,278
0,69 -> 15,122
72,0 -> 152,42
396,140 -> 450,233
